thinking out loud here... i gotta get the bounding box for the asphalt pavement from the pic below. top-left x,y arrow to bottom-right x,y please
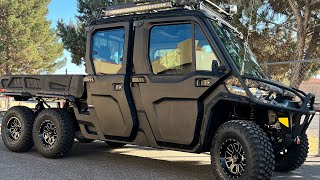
0,140 -> 319,180
0,115 -> 319,180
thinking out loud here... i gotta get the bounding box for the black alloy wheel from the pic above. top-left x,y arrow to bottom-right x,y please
39,120 -> 58,147
6,117 -> 23,142
220,139 -> 246,178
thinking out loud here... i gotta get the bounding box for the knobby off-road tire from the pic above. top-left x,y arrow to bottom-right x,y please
105,141 -> 126,148
211,120 -> 275,180
33,109 -> 75,158
275,133 -> 308,172
1,106 -> 35,152
75,131 -> 94,143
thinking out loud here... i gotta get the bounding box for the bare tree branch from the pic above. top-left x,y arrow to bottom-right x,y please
287,0 -> 302,28
302,0 -> 311,32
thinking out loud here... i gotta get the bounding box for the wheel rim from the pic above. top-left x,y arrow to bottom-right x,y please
6,117 -> 22,141
220,139 -> 246,178
39,120 -> 57,147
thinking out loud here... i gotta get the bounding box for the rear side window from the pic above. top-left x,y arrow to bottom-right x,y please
149,24 -> 193,75
91,28 -> 125,74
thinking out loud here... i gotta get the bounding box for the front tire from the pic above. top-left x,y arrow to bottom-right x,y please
1,106 -> 35,152
275,133 -> 308,172
33,109 -> 75,158
211,120 -> 275,180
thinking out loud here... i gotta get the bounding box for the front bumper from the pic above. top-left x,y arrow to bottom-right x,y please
291,112 -> 315,138
240,76 -> 316,151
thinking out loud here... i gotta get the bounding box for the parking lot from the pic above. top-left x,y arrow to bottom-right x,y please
0,115 -> 319,180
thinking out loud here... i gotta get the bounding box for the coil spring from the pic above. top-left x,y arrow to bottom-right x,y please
250,107 -> 256,121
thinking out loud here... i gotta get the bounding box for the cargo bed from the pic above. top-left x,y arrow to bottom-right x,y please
0,75 -> 84,99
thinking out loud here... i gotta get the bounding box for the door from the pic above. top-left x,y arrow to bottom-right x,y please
133,18 -> 225,146
85,22 -> 137,140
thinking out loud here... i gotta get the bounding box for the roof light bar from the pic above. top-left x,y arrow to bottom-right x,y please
100,0 -> 237,21
103,1 -> 179,17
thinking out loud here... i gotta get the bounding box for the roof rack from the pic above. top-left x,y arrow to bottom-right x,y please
100,0 -> 237,20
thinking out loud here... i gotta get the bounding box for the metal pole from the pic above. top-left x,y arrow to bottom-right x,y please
318,112 -> 320,157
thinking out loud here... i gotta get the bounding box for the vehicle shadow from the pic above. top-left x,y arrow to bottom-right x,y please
64,142 -> 320,180
68,141 -> 213,179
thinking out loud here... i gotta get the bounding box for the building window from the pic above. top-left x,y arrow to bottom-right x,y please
195,25 -> 219,71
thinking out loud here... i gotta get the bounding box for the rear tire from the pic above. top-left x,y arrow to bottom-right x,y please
1,106 -> 35,152
275,133 -> 308,172
105,141 -> 125,148
211,120 -> 275,180
33,109 -> 75,158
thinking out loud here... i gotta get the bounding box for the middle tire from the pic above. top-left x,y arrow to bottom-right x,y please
33,109 -> 75,158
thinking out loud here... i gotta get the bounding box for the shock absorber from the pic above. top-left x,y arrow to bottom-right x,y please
250,106 -> 256,121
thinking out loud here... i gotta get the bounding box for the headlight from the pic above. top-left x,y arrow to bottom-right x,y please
225,76 -> 248,97
245,79 -> 280,101
245,79 -> 301,107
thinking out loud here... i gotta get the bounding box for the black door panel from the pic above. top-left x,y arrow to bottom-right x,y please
139,75 -> 218,145
86,21 -> 138,140
132,17 -> 224,146
87,76 -> 133,137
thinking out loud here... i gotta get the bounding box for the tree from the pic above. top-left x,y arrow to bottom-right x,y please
213,0 -> 319,87
286,0 -> 320,88
57,0 -> 131,65
0,0 -> 65,75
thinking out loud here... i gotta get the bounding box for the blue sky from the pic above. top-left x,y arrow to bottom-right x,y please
47,0 -> 86,74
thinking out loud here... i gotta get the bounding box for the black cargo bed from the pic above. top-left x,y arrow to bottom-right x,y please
0,75 -> 84,99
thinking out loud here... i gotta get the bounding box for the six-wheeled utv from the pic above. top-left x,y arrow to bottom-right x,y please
0,0 -> 316,179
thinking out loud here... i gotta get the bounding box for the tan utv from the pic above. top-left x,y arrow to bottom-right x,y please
0,0 -> 316,179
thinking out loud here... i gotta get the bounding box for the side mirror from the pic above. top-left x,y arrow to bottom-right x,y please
212,60 -> 226,75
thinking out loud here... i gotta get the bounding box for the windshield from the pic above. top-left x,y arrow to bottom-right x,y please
209,20 -> 267,79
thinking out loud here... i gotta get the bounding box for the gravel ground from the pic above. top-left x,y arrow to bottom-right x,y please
0,114 -> 319,180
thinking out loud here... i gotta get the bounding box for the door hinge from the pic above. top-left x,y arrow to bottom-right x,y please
133,21 -> 144,27
84,77 -> 95,82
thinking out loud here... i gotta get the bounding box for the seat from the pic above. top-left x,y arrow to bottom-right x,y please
98,46 -> 111,62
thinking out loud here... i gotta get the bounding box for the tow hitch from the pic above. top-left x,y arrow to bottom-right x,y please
295,136 -> 301,145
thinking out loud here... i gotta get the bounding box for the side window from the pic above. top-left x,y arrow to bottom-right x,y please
149,24 -> 192,75
91,28 -> 125,74
195,25 -> 219,71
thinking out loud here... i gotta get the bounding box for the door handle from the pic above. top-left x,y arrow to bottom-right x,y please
195,78 -> 211,87
131,77 -> 147,83
113,83 -> 123,91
